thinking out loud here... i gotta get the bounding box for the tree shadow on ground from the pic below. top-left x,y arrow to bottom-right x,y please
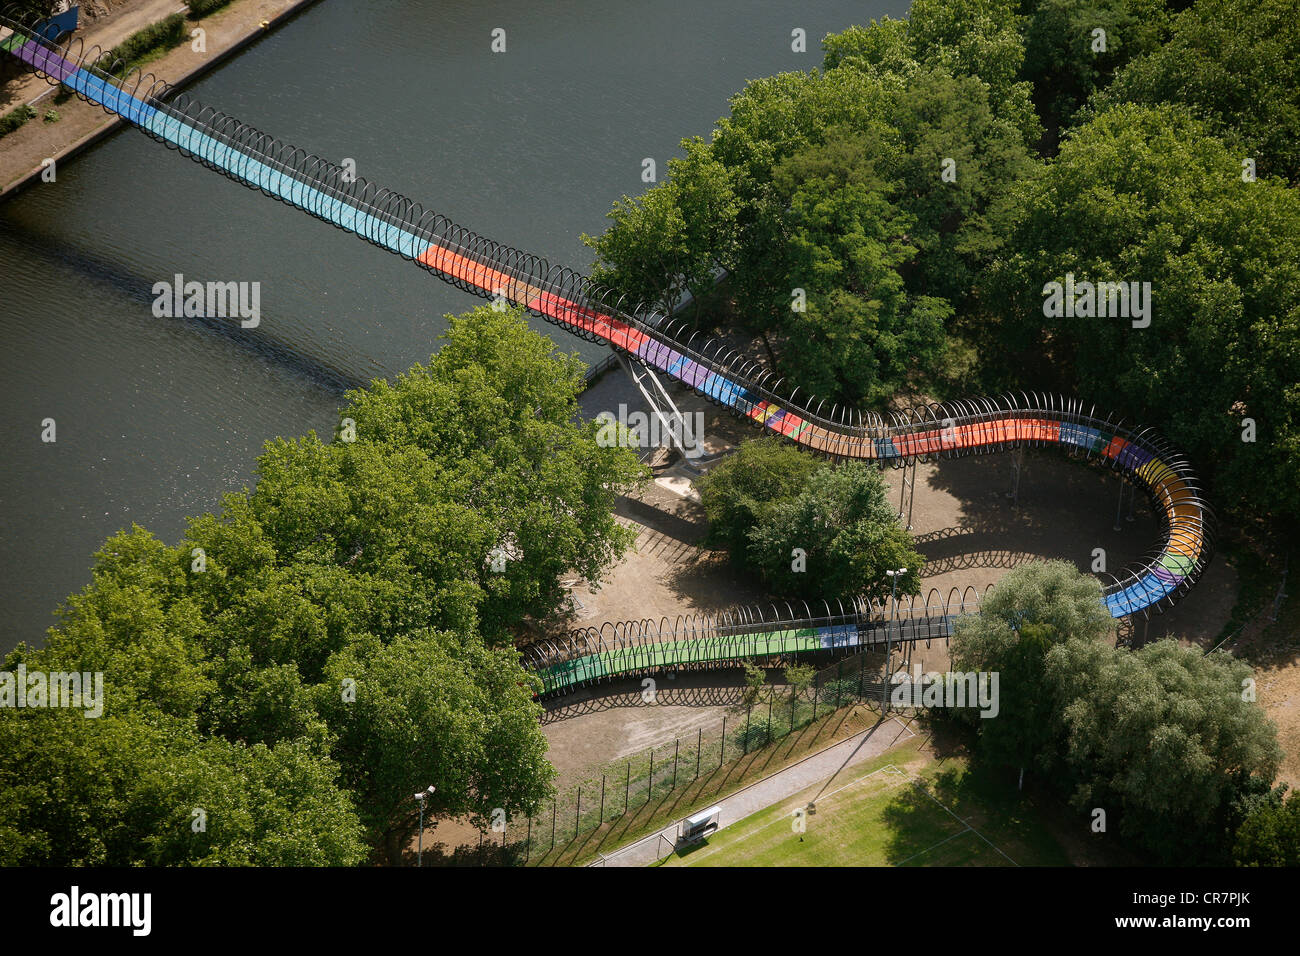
920,451 -> 1157,568
878,763 -> 1035,866
879,719 -> 1142,867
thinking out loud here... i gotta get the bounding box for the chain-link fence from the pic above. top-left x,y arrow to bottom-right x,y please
458,652 -> 892,865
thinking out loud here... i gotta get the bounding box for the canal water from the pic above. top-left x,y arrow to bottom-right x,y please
0,0 -> 905,651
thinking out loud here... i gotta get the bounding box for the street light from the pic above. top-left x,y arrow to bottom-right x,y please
882,568 -> 907,712
413,785 -> 435,867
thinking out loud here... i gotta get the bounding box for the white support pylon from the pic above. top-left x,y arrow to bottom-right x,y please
614,350 -> 700,465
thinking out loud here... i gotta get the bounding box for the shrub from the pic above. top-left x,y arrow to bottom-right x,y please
101,14 -> 187,77
187,0 -> 235,19
0,105 -> 36,139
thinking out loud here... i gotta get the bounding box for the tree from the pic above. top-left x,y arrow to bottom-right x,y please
583,139 -> 738,319
976,559 -> 1114,643
342,305 -> 646,639
907,0 -> 1040,141
145,735 -> 369,866
746,462 -> 923,602
1044,638 -> 1281,863
0,705 -> 366,866
984,104 -> 1300,531
950,615 -> 1056,780
189,435 -> 496,679
697,438 -> 823,565
739,661 -> 768,708
26,525 -> 215,722
316,631 -> 552,864
1234,788 -> 1300,867
949,561 -> 1111,781
783,663 -> 815,705
822,18 -> 916,78
767,127 -> 951,403
3,305 -> 634,864
879,70 -> 1038,310
824,4 -> 1041,144
1021,0 -> 1169,136
949,560 -> 1280,864
1097,0 -> 1300,183
586,19 -> 1040,407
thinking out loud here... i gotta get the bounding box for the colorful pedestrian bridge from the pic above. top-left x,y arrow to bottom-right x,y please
2,17 -> 1215,696
523,592 -> 975,697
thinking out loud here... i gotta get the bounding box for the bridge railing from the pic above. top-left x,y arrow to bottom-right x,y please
524,586 -> 992,696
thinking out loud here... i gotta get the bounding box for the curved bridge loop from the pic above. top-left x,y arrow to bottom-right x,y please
0,16 -> 1214,667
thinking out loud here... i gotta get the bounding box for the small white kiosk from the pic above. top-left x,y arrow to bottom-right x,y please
678,805 -> 722,845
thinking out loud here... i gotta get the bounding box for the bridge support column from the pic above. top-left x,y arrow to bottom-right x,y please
1114,478 -> 1131,532
1116,615 -> 1135,647
897,458 -> 916,531
614,352 -> 699,466
1270,557 -> 1289,622
1007,447 -> 1024,506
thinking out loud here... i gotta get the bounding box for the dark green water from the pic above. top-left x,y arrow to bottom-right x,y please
0,0 -> 905,651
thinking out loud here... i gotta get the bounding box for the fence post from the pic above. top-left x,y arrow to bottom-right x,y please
672,739 -> 679,790
599,775 -> 606,825
625,762 -> 630,815
767,699 -> 773,743
744,704 -> 751,755
575,786 -> 581,841
526,816 -> 531,862
720,715 -> 726,767
836,661 -> 842,708
695,728 -> 702,780
647,750 -> 654,805
551,798 -> 556,851
813,672 -> 818,721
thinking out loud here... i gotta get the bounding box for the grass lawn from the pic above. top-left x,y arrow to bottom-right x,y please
655,737 -> 1073,866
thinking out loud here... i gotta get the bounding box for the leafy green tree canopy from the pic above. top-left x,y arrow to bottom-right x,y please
949,561 -> 1110,779
746,461 -> 924,602
1045,637 -> 1281,863
975,559 -> 1114,642
699,443 -> 921,601
697,437 -> 823,564
1021,0 -> 1169,134
1098,0 -> 1300,183
985,104 -> 1300,528
1234,788 -> 1300,867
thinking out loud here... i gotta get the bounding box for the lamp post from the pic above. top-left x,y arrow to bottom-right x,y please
413,785 -> 435,867
882,568 -> 907,712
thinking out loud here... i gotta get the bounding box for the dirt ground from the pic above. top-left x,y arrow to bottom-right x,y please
888,449 -> 1239,647
541,671 -> 745,776
1233,598 -> 1300,789
1,0 -> 311,193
